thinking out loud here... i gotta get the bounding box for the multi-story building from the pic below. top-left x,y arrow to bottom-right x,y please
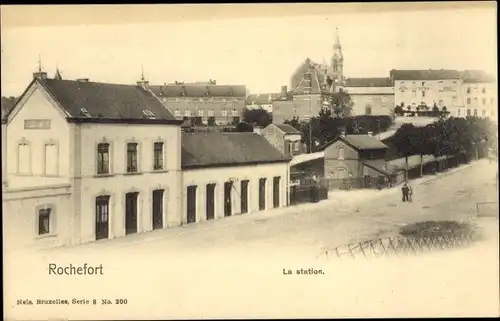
461,70 -> 497,119
2,70 -> 290,251
390,69 -> 465,117
343,77 -> 395,116
150,80 -> 247,125
261,123 -> 305,157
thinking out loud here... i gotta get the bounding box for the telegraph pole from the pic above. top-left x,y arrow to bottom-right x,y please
309,92 -> 313,153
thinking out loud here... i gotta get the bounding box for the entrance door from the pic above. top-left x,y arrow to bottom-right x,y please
152,189 -> 164,230
206,183 -> 215,220
273,177 -> 280,208
224,181 -> 232,217
240,180 -> 249,214
187,185 -> 197,224
125,192 -> 139,235
95,196 -> 110,240
259,178 -> 266,210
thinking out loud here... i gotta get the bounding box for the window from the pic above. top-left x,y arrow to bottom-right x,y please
421,82 -> 425,86
473,109 -> 478,116
457,109 -> 461,117
422,91 -> 426,97
17,142 -> 31,174
399,87 -> 405,92
44,143 -> 58,176
184,110 -> 192,117
482,88 -> 486,94
365,105 -> 372,115
208,110 -> 215,117
197,110 -> 204,117
127,143 -> 138,173
153,142 -> 164,170
97,143 -> 110,174
467,109 -> 471,116
467,87 -> 471,94
221,110 -> 228,117
38,208 -> 51,235
412,90 -> 416,97
482,98 -> 486,105
294,141 -> 300,151
467,98 -> 471,104
338,147 -> 345,160
174,110 -> 181,117
231,109 -> 239,117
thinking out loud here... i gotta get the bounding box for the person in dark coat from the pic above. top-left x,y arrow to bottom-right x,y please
401,183 -> 409,202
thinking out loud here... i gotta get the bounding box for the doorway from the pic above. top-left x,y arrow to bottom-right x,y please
95,195 -> 110,240
273,176 -> 280,208
224,181 -> 233,217
240,180 -> 249,214
187,185 -> 197,224
206,183 -> 216,220
152,189 -> 164,230
259,178 -> 266,210
125,192 -> 139,235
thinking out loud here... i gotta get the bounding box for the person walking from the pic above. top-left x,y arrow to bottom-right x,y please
401,183 -> 409,202
408,185 -> 413,202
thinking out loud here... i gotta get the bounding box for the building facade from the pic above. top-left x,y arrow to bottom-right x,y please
461,70 -> 498,119
181,133 -> 291,223
150,80 -> 247,125
2,72 -> 291,251
246,93 -> 281,113
261,123 -> 305,156
343,77 -> 395,116
323,133 -> 389,179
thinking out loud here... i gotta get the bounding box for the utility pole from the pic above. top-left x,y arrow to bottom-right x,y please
309,92 -> 313,153
377,119 -> 381,140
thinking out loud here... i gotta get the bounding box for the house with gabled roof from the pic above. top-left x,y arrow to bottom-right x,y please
323,132 -> 390,182
261,123 -> 305,157
3,68 -> 184,249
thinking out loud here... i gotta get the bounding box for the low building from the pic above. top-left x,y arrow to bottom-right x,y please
261,123 -> 305,156
181,132 -> 291,222
343,77 -> 395,116
323,132 -> 389,180
246,93 -> 281,113
150,80 -> 247,125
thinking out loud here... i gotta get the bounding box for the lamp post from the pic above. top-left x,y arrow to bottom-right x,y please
376,119 -> 381,140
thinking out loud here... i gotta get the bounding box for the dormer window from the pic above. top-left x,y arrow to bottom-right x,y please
80,108 -> 91,118
142,109 -> 156,119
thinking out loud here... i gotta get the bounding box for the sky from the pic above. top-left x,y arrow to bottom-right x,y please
1,4 -> 497,97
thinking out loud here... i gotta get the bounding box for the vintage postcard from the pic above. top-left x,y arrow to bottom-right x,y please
2,2 -> 499,320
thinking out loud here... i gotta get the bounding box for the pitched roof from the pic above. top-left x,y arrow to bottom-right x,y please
344,77 -> 393,87
150,84 -> 246,98
461,70 -> 496,83
273,123 -> 301,134
290,58 -> 331,95
246,93 -> 281,105
324,134 -> 389,151
390,69 -> 462,81
37,78 -> 178,121
181,132 -> 291,168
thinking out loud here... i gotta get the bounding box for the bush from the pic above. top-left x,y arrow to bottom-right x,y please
399,220 -> 473,237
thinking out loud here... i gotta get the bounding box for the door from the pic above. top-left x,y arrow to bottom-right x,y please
125,192 -> 139,235
206,184 -> 215,220
273,177 -> 280,208
259,178 -> 266,210
95,196 -> 110,240
152,189 -> 164,230
224,181 -> 232,217
240,180 -> 249,214
187,185 -> 197,224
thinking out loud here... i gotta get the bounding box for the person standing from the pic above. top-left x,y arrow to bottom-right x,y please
401,183 -> 409,202
408,185 -> 413,202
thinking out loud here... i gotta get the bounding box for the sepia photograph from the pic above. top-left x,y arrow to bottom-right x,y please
1,2 -> 499,319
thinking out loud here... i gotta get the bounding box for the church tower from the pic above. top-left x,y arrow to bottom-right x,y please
328,27 -> 344,88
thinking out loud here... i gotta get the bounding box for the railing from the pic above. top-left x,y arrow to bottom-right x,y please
476,202 -> 499,217
320,233 -> 475,259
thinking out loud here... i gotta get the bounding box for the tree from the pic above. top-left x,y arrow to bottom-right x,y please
390,123 -> 422,181
242,108 -> 272,127
431,103 -> 440,117
283,116 -> 301,131
394,105 -> 404,116
234,122 -> 254,132
329,89 -> 353,118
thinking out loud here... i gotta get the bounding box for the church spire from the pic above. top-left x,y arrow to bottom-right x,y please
33,54 -> 48,80
54,64 -> 62,80
334,26 -> 341,49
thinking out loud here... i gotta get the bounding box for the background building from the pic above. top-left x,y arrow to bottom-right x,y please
150,80 -> 246,125
343,77 -> 395,116
461,70 -> 497,119
246,93 -> 281,113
